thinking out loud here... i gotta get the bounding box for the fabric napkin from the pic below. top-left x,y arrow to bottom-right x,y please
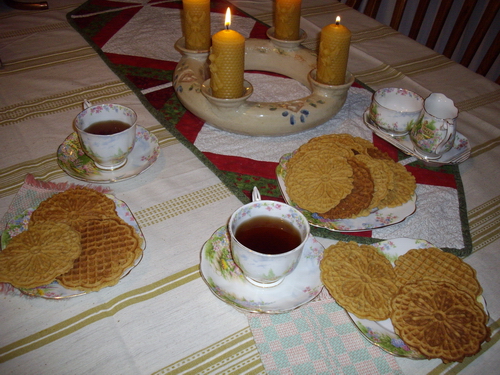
247,291 -> 403,375
0,174 -> 112,297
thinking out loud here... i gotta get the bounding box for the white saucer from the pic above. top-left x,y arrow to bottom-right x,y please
0,194 -> 146,299
363,109 -> 470,165
200,226 -> 324,314
276,152 -> 416,232
57,125 -> 160,183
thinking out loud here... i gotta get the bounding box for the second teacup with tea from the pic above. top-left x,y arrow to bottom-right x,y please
228,200 -> 310,287
74,103 -> 137,170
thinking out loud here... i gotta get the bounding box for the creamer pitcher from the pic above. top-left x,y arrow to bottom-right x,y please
410,93 -> 458,159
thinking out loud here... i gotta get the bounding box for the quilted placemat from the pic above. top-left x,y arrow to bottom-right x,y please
247,296 -> 403,375
66,0 -> 471,255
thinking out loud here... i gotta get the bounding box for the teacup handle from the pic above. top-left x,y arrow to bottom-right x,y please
83,99 -> 92,109
252,186 -> 261,202
435,119 -> 455,154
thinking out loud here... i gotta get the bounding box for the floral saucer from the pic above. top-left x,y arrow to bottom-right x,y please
200,226 -> 324,314
0,194 -> 146,299
276,152 -> 416,232
363,109 -> 470,165
57,125 -> 160,183
345,238 -> 488,359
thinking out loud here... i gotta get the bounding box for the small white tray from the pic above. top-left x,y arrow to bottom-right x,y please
363,109 -> 470,165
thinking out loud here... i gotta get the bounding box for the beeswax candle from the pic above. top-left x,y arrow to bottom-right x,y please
316,16 -> 351,85
209,8 -> 245,99
274,0 -> 302,41
182,0 -> 211,51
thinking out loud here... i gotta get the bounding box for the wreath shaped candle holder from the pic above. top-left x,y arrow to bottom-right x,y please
173,28 -> 354,136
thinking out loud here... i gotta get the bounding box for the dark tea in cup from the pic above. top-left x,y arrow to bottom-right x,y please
235,216 -> 302,255
84,120 -> 131,135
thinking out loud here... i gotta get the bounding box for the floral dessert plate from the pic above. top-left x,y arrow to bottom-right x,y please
0,194 -> 146,299
200,226 -> 324,314
345,238 -> 488,359
57,125 -> 160,183
276,152 -> 416,232
363,109 -> 470,165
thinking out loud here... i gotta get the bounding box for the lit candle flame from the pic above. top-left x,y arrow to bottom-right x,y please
225,8 -> 231,29
336,16 -> 341,25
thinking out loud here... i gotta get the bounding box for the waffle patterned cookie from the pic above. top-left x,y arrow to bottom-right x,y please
30,187 -> 119,232
321,158 -> 374,219
284,134 -> 415,220
285,150 -> 354,213
320,241 -> 399,320
391,280 -> 490,363
0,222 -> 81,288
394,247 -> 482,297
57,217 -> 142,291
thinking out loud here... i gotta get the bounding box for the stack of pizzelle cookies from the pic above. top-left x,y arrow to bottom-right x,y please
320,241 -> 490,363
284,134 -> 416,219
0,187 -> 143,292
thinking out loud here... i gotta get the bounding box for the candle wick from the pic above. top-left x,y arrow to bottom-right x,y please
335,20 -> 340,25
225,24 -> 229,30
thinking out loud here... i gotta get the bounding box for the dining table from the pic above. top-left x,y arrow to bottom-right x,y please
1,0 -> 499,374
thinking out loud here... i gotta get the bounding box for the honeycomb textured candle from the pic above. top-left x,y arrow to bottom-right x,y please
182,0 -> 211,51
209,29 -> 245,99
317,21 -> 351,85
274,0 -> 302,40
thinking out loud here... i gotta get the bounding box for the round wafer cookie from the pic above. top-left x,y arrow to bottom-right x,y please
354,154 -> 394,214
320,241 -> 399,320
321,157 -> 374,219
378,160 -> 416,208
391,279 -> 490,363
285,150 -> 353,213
0,222 -> 81,288
394,247 -> 482,297
57,217 -> 142,291
30,187 -> 119,232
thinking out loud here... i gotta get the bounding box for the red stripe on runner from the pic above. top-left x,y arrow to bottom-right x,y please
176,111 -> 206,144
203,152 -> 279,179
106,53 -> 178,71
406,165 -> 457,188
92,7 -> 142,48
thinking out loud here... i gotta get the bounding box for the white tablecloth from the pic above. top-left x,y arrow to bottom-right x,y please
0,1 -> 499,374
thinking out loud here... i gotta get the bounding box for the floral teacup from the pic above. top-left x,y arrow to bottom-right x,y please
369,88 -> 424,136
228,200 -> 310,288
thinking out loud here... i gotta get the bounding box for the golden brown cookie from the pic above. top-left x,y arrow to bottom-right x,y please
320,241 -> 399,320
30,187 -> 119,232
0,222 -> 81,288
321,157 -> 374,219
378,160 -> 416,208
285,150 -> 353,213
394,247 -> 482,297
391,279 -> 490,363
57,217 -> 142,291
354,154 -> 394,214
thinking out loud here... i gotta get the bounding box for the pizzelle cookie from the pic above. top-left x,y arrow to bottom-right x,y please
30,187 -> 119,231
320,241 -> 399,320
394,247 -> 482,297
391,280 -> 490,363
285,150 -> 353,213
0,222 -> 81,288
321,158 -> 374,219
57,217 -> 142,291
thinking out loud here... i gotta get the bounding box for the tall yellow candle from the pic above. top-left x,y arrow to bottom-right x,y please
182,0 -> 211,51
209,8 -> 245,99
316,16 -> 351,85
274,0 -> 302,40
